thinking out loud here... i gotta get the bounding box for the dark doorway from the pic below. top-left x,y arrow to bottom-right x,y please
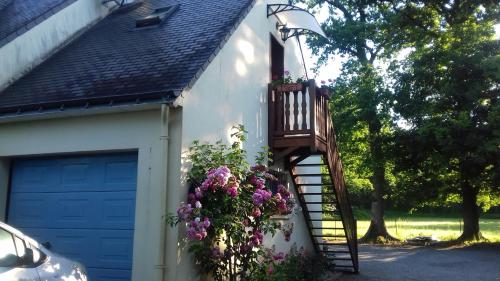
270,35 -> 284,81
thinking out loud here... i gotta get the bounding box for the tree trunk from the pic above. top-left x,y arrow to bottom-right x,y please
361,122 -> 398,242
458,181 -> 482,241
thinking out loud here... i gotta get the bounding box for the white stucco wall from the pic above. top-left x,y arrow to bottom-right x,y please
0,0 -> 113,90
174,0 -> 314,280
0,108 -> 180,281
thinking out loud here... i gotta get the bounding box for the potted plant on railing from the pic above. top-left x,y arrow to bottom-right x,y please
271,70 -> 307,92
319,79 -> 334,99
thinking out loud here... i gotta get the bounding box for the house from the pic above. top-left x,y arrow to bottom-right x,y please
0,0 -> 357,280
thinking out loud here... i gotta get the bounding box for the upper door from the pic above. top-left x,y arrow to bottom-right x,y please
270,35 -> 285,81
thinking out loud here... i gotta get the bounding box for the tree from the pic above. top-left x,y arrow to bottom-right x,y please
392,2 -> 500,240
302,0 -> 417,241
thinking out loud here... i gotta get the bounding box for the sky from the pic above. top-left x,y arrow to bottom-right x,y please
301,9 -> 500,82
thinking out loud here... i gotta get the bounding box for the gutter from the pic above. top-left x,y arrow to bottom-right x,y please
0,90 -> 181,124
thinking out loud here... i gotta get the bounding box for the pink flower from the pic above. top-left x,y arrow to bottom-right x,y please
212,246 -> 222,258
188,193 -> 196,204
284,70 -> 290,76
240,244 -> 251,253
203,217 -> 211,228
252,189 -> 272,206
250,176 -> 266,189
251,230 -> 264,246
195,201 -> 202,209
250,165 -> 266,172
273,252 -> 285,261
202,166 -> 232,192
266,265 -> 274,276
195,187 -> 203,199
177,203 -> 193,221
243,218 -> 250,227
252,207 -> 262,218
186,217 -> 210,241
252,192 -> 263,206
227,184 -> 238,198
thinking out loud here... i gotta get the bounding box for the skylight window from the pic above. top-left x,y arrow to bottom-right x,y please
136,4 -> 179,28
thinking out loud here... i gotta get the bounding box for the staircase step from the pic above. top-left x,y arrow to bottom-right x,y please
299,192 -> 336,196
293,173 -> 330,177
308,210 -> 338,214
308,218 -> 341,221
311,227 -> 344,230
332,257 -> 353,261
319,250 -> 351,254
334,265 -> 355,269
316,242 -> 348,246
296,183 -> 333,186
313,234 -> 345,238
303,202 -> 337,205
294,163 -> 327,167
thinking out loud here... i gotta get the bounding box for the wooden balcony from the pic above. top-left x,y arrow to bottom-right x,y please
268,79 -> 331,157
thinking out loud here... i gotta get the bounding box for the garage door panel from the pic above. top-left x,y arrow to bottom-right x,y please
9,191 -> 136,230
10,154 -> 137,193
14,228 -> 134,269
8,153 -> 137,281
89,268 -> 132,281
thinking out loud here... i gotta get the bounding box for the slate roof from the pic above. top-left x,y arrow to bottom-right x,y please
0,0 -> 77,48
0,0 -> 255,115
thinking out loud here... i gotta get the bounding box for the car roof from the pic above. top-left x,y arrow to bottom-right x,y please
0,221 -> 41,248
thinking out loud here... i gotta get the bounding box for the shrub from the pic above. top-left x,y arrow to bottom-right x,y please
168,126 -> 296,280
253,245 -> 331,281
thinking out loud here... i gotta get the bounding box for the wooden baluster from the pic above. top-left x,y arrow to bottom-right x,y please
315,94 -> 320,134
276,91 -> 283,133
285,91 -> 290,132
268,84 -> 275,153
293,91 -> 299,130
301,87 -> 307,130
318,95 -> 321,135
308,80 -> 316,149
324,98 -> 327,137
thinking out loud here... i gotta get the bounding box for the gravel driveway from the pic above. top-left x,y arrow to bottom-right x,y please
339,244 -> 500,281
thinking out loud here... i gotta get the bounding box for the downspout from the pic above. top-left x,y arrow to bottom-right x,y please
158,104 -> 170,281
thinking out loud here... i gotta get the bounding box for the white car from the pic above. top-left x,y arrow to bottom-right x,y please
0,222 -> 88,281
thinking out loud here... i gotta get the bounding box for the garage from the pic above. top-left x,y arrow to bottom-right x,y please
7,153 -> 138,281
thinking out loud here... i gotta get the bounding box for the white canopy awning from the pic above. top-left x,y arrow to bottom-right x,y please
267,4 -> 327,40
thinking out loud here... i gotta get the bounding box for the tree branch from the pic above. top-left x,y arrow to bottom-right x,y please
323,0 -> 353,21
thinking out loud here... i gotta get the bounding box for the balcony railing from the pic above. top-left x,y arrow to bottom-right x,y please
268,79 -> 331,154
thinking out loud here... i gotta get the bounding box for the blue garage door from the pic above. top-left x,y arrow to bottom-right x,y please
8,153 -> 138,281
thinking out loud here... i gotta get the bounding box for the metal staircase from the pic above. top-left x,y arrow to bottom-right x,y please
290,153 -> 358,272
268,80 -> 358,273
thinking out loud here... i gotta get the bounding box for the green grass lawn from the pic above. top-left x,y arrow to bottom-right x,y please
324,210 -> 500,242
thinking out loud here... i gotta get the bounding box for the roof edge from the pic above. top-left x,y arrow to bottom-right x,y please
0,0 -> 79,48
0,90 -> 179,118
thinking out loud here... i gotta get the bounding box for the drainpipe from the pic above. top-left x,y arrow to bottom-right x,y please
158,104 -> 170,281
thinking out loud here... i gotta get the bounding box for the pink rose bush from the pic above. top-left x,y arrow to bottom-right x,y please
167,126 -> 296,280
